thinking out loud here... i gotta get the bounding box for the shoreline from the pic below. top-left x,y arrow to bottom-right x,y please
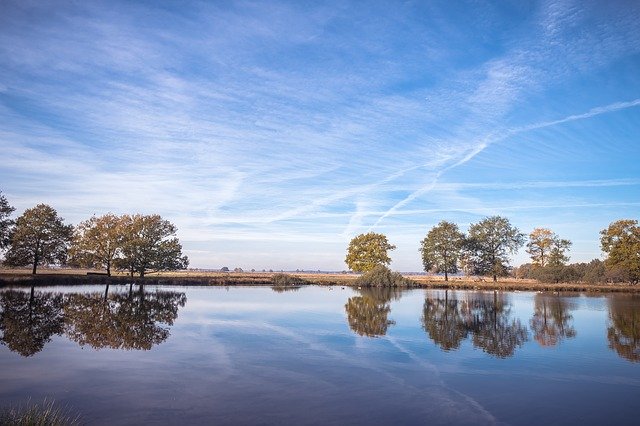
0,269 -> 638,293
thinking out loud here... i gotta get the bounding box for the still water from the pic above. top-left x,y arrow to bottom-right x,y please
0,285 -> 639,425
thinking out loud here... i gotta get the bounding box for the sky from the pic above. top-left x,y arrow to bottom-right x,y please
1,0 -> 639,271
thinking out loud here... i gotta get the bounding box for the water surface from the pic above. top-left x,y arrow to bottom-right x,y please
0,285 -> 639,425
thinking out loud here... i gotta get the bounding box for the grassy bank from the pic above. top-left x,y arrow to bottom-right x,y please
0,268 -> 638,292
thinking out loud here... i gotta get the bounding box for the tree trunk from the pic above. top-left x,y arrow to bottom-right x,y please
32,260 -> 37,275
493,273 -> 497,282
106,259 -> 111,277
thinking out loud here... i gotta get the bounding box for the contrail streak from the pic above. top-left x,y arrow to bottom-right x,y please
368,98 -> 640,230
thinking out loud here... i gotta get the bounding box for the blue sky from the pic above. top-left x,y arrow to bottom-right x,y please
1,0 -> 639,271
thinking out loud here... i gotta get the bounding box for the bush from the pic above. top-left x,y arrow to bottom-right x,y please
271,273 -> 308,287
354,265 -> 415,287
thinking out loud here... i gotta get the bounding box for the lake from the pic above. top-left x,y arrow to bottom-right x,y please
0,285 -> 639,425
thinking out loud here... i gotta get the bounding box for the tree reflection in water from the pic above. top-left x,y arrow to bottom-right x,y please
422,291 -> 528,358
0,287 -> 64,357
345,288 -> 403,337
607,295 -> 640,362
0,286 -> 186,356
65,286 -> 187,350
421,290 -> 468,351
530,294 -> 576,347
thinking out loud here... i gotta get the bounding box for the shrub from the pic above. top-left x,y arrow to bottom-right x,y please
354,265 -> 415,287
271,273 -> 308,287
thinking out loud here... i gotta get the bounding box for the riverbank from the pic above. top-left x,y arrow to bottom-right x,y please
1,268 -> 638,293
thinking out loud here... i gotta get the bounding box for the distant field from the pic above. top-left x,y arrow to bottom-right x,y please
1,267 -> 638,292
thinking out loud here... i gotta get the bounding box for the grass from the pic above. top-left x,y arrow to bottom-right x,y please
0,399 -> 79,426
1,267 -> 639,292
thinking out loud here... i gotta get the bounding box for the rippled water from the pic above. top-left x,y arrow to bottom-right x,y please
0,285 -> 639,425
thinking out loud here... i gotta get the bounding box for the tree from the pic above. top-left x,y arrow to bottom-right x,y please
0,191 -> 15,250
526,228 -> 571,267
345,232 -> 396,273
600,219 -> 640,284
466,216 -> 525,282
420,221 -> 465,281
69,213 -> 122,276
115,214 -> 189,277
4,204 -> 73,274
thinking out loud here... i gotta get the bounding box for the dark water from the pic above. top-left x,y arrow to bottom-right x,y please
0,285 -> 639,425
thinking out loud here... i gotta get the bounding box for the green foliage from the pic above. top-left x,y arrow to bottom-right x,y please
600,219 -> 640,284
419,221 -> 465,281
0,399 -> 79,426
466,216 -> 525,282
3,204 -> 73,274
0,190 -> 15,250
353,265 -> 415,287
345,232 -> 396,272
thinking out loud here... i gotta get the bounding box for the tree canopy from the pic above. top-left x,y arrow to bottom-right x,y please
420,221 -> 465,281
69,213 -> 122,276
600,219 -> 640,284
116,214 -> 189,277
0,191 -> 15,250
526,228 -> 571,267
3,204 -> 73,274
345,232 -> 396,273
466,216 -> 525,282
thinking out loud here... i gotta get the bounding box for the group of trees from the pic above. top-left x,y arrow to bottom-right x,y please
345,215 -> 640,284
0,191 -> 188,276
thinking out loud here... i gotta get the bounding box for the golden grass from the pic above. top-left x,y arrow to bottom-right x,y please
0,268 -> 637,292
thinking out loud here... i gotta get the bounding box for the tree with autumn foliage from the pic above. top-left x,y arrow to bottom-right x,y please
526,228 -> 572,267
600,219 -> 640,284
345,232 -> 396,273
69,213 -> 122,276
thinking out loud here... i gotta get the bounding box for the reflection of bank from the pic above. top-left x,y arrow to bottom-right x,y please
422,290 -> 528,358
344,288 -> 404,338
530,294 -> 576,347
0,286 -> 187,356
607,295 -> 640,362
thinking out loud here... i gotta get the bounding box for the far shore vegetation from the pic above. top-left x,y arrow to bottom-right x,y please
0,190 -> 639,290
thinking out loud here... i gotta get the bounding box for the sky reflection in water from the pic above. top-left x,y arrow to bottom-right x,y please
0,285 -> 639,425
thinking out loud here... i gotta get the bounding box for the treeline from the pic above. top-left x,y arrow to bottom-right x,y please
346,216 -> 640,285
0,191 -> 188,276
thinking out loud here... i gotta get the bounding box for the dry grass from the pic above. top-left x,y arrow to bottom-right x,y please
0,399 -> 80,426
1,268 -> 638,292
